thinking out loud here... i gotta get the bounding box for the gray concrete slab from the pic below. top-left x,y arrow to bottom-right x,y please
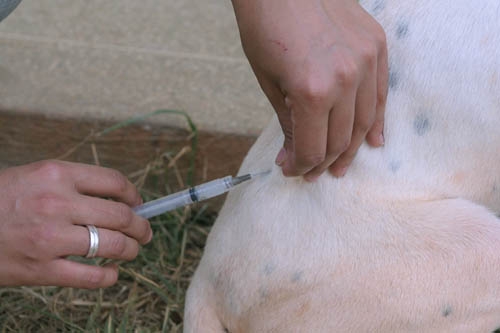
0,0 -> 272,135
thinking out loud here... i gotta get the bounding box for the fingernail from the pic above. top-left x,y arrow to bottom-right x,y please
304,174 -> 320,182
336,167 -> 348,178
275,148 -> 287,166
378,133 -> 385,146
147,229 -> 153,242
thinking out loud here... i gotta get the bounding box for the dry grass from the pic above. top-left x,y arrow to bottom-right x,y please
0,111 -> 217,332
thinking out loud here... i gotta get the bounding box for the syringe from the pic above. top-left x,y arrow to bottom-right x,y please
133,171 -> 269,219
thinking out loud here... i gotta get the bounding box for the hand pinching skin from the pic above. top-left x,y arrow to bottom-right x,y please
232,0 -> 388,180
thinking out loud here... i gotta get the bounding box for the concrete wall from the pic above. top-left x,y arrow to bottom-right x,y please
0,0 -> 272,135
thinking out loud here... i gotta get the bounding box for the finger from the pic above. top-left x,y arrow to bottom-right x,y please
255,73 -> 293,166
304,90 -> 356,181
68,163 -> 142,207
280,103 -> 329,177
366,35 -> 388,147
329,65 -> 378,177
25,160 -> 141,206
71,195 -> 152,245
41,260 -> 118,289
276,81 -> 333,176
62,225 -> 140,261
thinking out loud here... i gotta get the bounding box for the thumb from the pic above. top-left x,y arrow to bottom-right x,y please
254,75 -> 293,166
275,108 -> 293,166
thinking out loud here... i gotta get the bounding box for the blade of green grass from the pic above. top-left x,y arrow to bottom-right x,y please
104,314 -> 114,333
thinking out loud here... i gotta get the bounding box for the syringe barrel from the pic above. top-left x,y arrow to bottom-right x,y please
192,176 -> 233,201
133,189 -> 193,219
133,176 -> 233,219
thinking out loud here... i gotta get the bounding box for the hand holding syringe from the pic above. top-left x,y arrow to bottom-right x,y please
133,171 -> 270,219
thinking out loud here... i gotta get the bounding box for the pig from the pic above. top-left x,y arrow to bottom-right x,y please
185,0 -> 500,331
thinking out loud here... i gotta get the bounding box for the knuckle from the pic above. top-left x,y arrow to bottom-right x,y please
83,269 -> 107,289
108,169 -> 129,194
295,77 -> 331,105
108,235 -> 128,258
114,203 -> 134,228
359,43 -> 378,66
333,56 -> 358,88
32,160 -> 65,181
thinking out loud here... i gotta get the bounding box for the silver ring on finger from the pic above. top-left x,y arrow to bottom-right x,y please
85,225 -> 99,258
